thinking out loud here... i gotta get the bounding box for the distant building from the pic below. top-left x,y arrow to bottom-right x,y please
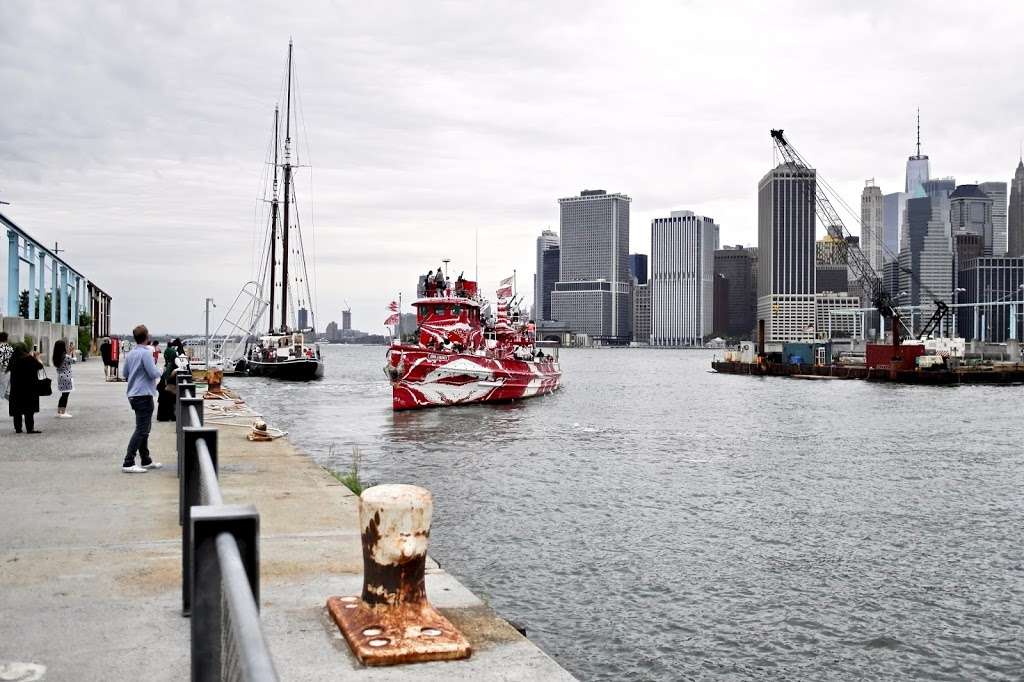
979,181 -> 1008,256
325,320 -> 338,341
1009,159 -> 1024,257
758,162 -> 817,342
954,232 -> 984,289
713,245 -> 757,338
534,229 -> 559,322
550,190 -> 632,342
650,210 -> 718,346
883,191 -> 905,256
628,253 -> 648,285
899,189 -> 952,331
957,257 -> 1024,341
861,181 -> 885,275
297,307 -> 309,330
906,110 -> 930,194
341,309 -> 351,330
950,185 -> 995,256
816,234 -> 849,294
816,293 -> 861,339
923,177 -> 956,242
712,273 -> 729,338
631,282 -> 651,343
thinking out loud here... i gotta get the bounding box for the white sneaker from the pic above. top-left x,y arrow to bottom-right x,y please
56,413 -> 73,418
142,462 -> 163,470
121,465 -> 147,473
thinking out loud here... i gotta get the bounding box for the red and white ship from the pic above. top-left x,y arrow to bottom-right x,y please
384,272 -> 561,410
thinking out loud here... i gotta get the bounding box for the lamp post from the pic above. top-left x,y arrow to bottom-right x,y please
205,298 -> 216,370
951,287 -> 965,338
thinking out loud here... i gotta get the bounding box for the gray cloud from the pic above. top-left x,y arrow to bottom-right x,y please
2,1 -> 1023,333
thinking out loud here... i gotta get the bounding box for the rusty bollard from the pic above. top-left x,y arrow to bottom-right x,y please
326,484 -> 472,666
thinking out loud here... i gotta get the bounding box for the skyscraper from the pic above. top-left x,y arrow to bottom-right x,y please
950,185 -> 995,255
632,282 -> 651,344
979,181 -> 1008,256
650,211 -> 718,346
628,253 -> 648,285
923,177 -> 955,242
757,162 -> 817,342
899,189 -> 952,329
551,190 -> 632,341
713,245 -> 757,338
861,181 -> 884,275
1010,159 -> 1024,257
815,234 -> 849,293
534,229 -> 559,322
905,109 -> 930,194
957,257 -> 1024,341
342,308 -> 351,330
883,191 -> 905,256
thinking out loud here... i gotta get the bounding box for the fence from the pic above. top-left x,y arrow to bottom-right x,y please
176,373 -> 279,682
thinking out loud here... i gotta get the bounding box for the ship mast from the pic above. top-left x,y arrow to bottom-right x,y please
280,40 -> 294,333
268,105 -> 280,333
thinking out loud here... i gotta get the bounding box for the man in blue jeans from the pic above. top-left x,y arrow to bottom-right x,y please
121,324 -> 163,473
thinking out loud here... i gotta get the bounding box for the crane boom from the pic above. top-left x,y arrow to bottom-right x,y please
768,129 -> 949,342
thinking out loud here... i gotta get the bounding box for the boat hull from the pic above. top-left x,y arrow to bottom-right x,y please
386,346 -> 561,410
245,357 -> 324,380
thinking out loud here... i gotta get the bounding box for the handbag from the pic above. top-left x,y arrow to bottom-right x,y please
36,367 -> 53,397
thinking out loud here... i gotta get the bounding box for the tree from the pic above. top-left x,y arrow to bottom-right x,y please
18,290 -> 29,318
78,312 -> 93,358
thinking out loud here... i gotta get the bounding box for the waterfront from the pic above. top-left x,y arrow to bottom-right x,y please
240,344 -> 1023,681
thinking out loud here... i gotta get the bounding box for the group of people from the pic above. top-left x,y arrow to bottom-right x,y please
1,331 -> 77,433
422,267 -> 471,298
99,336 -> 122,381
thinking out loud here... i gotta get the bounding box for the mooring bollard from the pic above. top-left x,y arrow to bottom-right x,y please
326,484 -> 471,666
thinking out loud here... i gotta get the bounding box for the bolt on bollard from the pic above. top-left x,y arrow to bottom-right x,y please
326,484 -> 471,666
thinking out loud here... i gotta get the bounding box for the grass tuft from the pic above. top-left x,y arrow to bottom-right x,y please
330,445 -> 367,496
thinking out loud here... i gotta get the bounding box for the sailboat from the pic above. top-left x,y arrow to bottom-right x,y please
241,41 -> 324,381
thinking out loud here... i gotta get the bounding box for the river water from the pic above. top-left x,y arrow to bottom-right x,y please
239,344 -> 1023,681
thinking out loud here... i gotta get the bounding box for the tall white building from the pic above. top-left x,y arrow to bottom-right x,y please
650,210 -> 718,346
899,188 -> 952,329
979,181 -> 1008,256
861,181 -> 884,276
758,162 -> 817,342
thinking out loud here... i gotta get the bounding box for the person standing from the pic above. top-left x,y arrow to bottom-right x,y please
151,340 -> 161,364
121,325 -> 162,473
8,343 -> 43,434
100,337 -> 112,380
0,332 -> 13,401
52,339 -> 75,418
110,336 -> 122,381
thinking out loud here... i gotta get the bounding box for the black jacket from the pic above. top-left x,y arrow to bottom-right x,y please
8,354 -> 43,416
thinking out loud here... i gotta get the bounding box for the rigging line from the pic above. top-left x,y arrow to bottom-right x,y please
289,54 -> 320,328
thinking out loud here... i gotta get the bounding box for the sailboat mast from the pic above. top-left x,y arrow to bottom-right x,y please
280,40 -> 294,332
269,105 -> 280,333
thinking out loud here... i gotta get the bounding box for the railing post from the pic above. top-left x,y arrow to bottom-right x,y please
176,379 -> 195,478
178,397 -> 205,524
190,504 -> 260,682
181,427 -> 218,616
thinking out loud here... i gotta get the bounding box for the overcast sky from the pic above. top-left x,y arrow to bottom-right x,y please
2,1 -> 1023,334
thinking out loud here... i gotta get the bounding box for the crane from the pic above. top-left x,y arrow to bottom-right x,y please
768,129 -> 948,346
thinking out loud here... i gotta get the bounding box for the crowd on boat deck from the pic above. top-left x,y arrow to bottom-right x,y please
420,266 -> 472,298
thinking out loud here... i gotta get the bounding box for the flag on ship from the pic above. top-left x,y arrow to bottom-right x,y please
496,275 -> 513,299
387,300 -> 399,312
385,313 -> 400,325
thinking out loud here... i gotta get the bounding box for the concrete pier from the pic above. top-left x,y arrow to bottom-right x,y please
0,359 -> 573,680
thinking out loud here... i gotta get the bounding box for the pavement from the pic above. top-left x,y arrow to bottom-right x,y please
0,358 -> 573,681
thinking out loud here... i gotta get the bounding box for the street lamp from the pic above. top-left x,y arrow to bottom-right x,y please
951,287 -> 966,338
205,298 -> 216,371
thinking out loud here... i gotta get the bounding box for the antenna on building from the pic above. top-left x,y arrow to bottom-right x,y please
53,241 -> 64,256
916,107 -> 921,156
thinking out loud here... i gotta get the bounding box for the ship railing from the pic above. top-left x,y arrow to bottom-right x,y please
175,372 -> 279,682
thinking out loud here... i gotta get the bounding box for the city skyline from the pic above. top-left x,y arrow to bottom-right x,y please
2,3 -> 1024,332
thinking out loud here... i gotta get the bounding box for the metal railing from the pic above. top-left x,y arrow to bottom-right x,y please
176,373 -> 279,682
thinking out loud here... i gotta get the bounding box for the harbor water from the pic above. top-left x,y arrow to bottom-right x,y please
239,344 -> 1023,681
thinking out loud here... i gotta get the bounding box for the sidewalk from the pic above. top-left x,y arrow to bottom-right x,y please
0,358 -> 573,680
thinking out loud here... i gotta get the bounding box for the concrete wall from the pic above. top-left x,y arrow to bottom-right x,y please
1,316 -> 78,366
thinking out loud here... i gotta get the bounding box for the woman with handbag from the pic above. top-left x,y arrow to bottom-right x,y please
8,343 -> 44,434
52,339 -> 75,418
